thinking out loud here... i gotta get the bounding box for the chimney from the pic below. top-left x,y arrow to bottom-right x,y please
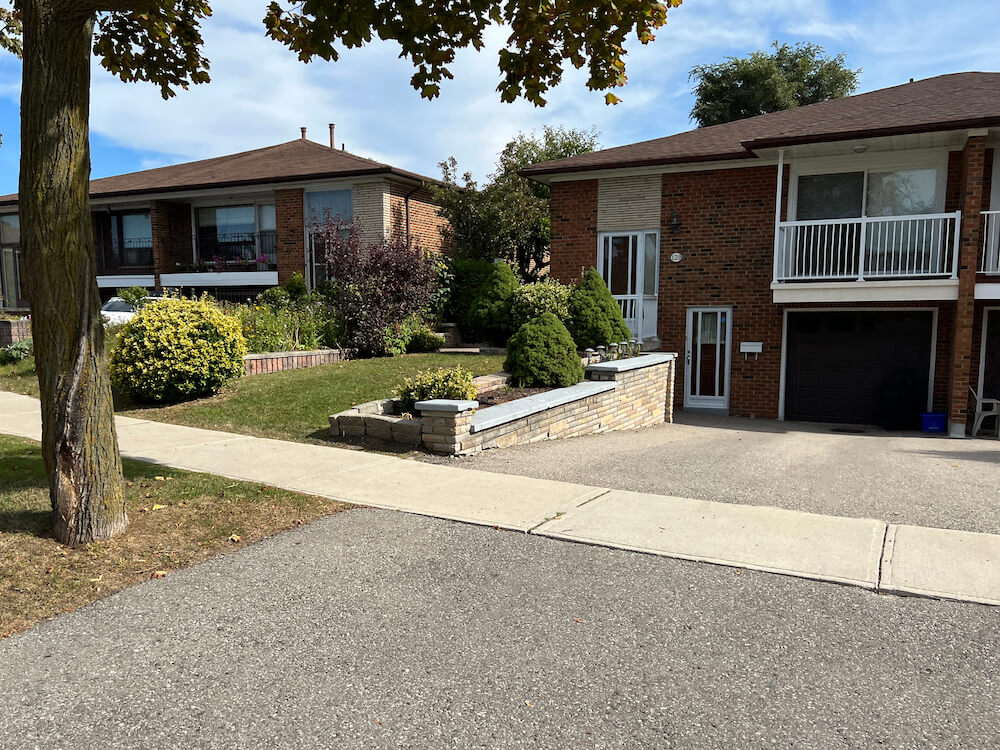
300,126 -> 307,140
329,123 -> 336,149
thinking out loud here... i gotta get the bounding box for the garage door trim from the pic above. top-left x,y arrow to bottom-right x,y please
778,306 -> 938,422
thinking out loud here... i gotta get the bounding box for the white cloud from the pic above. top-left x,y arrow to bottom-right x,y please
2,0 -> 999,192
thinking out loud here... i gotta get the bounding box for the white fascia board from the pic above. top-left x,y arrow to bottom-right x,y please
160,271 -> 278,287
771,279 -> 959,303
975,283 -> 1000,300
96,275 -> 155,288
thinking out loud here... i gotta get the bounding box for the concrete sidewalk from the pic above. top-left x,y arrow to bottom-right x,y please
2,390 -> 998,606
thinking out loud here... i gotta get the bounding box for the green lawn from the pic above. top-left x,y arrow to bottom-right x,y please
0,434 -> 350,638
2,347 -> 502,442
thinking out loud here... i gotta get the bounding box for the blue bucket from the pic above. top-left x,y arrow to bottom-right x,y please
920,412 -> 946,433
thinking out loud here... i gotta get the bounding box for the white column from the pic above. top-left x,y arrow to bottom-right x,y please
772,150 -> 785,284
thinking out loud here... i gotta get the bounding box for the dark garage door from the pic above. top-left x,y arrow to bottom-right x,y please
785,311 -> 933,429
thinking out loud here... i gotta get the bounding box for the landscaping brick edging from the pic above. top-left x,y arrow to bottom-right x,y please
244,348 -> 349,376
0,320 -> 30,346
329,354 -> 677,455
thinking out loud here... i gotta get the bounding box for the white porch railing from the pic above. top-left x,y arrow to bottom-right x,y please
774,211 -> 961,283
981,211 -> 1000,273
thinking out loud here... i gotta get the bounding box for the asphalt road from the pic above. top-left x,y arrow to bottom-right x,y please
425,414 -> 1000,534
2,508 -> 998,749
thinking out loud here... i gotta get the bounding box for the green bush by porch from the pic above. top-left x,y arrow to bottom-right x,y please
504,313 -> 584,388
566,269 -> 631,350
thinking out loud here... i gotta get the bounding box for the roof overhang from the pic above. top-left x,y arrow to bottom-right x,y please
0,166 -> 440,209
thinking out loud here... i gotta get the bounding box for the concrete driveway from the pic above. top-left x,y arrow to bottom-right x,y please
425,414 -> 1000,535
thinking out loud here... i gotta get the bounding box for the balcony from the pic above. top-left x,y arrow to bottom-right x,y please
196,230 -> 277,270
97,237 -> 154,274
160,230 -> 278,288
771,212 -> 962,303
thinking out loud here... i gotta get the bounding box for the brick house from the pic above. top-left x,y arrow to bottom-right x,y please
522,72 -> 1000,436
0,127 -> 447,308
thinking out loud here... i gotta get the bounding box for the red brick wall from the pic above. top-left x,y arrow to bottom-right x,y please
548,161 -> 968,420
387,184 -> 450,253
140,202 -> 193,285
948,137 -> 989,427
275,188 -> 305,283
550,179 -> 599,283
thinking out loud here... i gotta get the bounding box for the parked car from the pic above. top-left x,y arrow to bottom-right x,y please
100,296 -> 161,326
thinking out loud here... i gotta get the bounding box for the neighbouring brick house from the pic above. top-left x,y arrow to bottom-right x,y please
522,72 -> 1000,436
0,126 -> 448,308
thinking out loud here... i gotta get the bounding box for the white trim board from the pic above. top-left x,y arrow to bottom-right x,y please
96,274 -> 154,289
159,271 -> 277,287
778,306 -> 939,422
772,279 -> 959,303
975,283 -> 1000,300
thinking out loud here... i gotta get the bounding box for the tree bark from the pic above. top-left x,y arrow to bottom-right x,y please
19,1 -> 127,545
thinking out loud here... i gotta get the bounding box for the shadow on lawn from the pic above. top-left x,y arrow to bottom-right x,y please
0,442 -> 54,539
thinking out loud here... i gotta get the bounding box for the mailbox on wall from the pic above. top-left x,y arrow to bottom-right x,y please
740,342 -> 763,360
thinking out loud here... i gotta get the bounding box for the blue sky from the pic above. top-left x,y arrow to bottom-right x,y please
1,0 -> 998,195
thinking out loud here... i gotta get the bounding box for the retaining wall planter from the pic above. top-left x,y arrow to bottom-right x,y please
329,353 -> 677,455
244,348 -> 349,376
0,319 -> 30,346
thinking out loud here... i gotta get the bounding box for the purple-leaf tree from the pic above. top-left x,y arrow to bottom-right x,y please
313,217 -> 438,357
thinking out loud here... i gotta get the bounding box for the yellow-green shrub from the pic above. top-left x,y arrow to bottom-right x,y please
396,367 -> 477,411
110,297 -> 247,403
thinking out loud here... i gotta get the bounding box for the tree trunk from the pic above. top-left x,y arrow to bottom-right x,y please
18,1 -> 126,546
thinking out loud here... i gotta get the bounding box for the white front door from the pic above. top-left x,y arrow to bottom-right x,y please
599,231 -> 659,341
685,307 -> 732,411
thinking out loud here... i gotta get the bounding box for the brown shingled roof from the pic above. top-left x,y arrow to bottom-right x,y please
521,72 -> 1000,177
0,138 -> 437,205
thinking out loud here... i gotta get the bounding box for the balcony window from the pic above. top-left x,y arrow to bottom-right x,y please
305,190 -> 351,227
111,211 -> 153,267
795,167 -> 940,221
196,205 -> 275,268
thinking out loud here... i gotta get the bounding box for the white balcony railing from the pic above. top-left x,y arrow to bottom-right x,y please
981,211 -> 1000,274
774,211 -> 961,283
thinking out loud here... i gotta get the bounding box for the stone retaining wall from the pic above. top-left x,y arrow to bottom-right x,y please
244,348 -> 349,376
0,320 -> 30,346
329,354 -> 676,455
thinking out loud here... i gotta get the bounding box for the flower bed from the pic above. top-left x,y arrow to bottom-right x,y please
329,353 -> 677,455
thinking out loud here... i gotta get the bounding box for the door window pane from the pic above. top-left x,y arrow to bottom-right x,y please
608,236 -> 631,295
866,168 -> 937,216
0,214 -> 18,244
796,172 -> 864,220
119,213 -> 152,245
643,233 -> 658,296
305,190 -> 352,226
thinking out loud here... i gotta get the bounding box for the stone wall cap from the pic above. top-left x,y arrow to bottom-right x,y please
470,380 -> 616,433
586,352 -> 677,373
415,399 -> 480,412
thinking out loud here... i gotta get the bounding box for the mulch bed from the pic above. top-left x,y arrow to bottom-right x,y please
478,387 -> 553,407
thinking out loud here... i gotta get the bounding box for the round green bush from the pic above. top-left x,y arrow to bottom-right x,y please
406,327 -> 445,353
469,261 -> 520,344
504,312 -> 584,388
566,268 -> 632,349
110,297 -> 247,404
509,277 -> 571,330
